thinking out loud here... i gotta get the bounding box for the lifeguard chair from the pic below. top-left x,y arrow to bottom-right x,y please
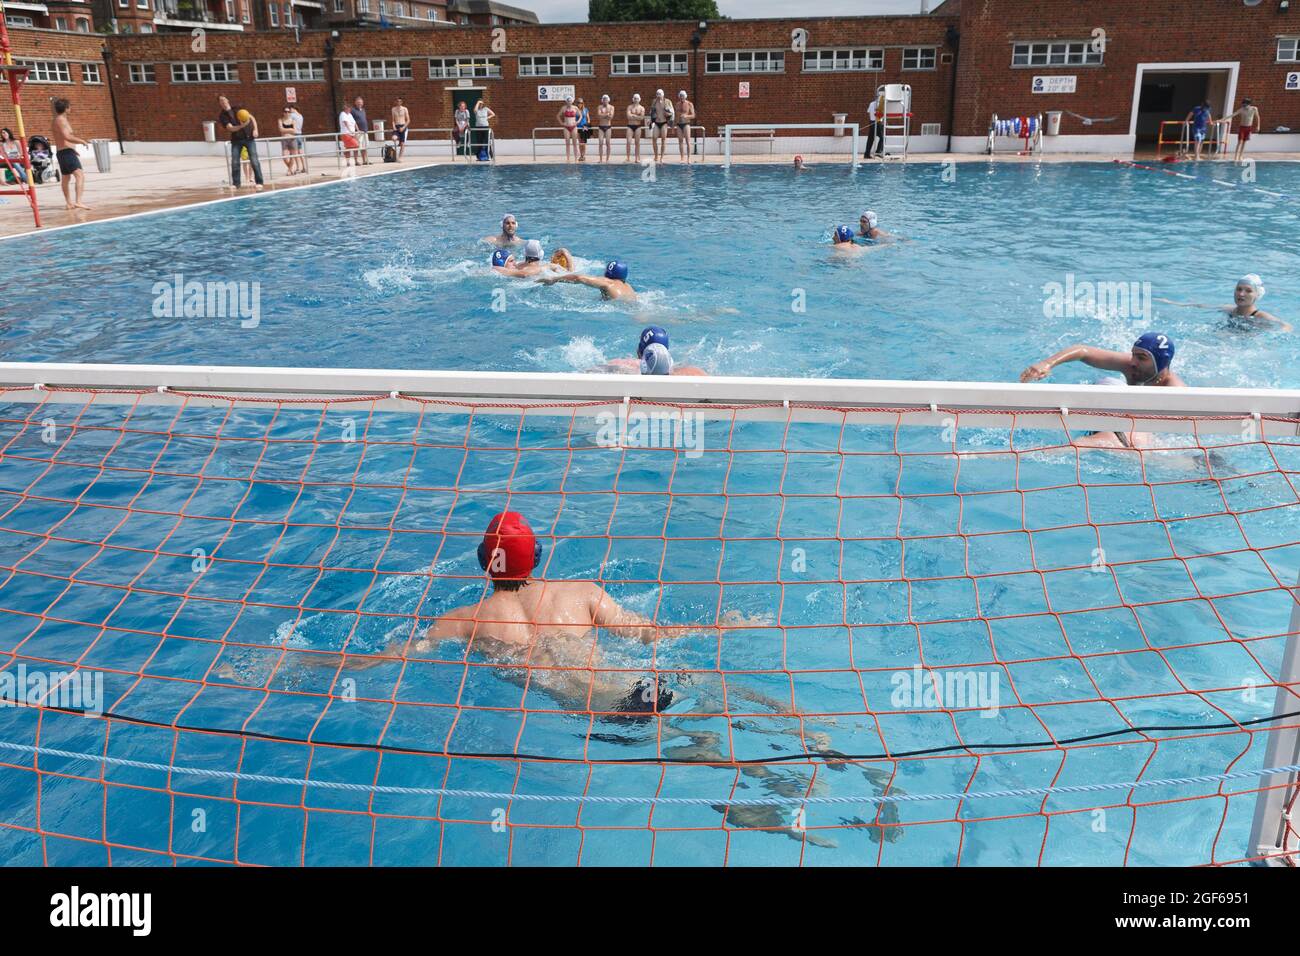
0,7 -> 41,228
876,83 -> 911,159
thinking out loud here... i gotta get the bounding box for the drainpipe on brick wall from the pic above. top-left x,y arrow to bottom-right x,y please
325,35 -> 339,121
944,24 -> 960,153
102,46 -> 126,154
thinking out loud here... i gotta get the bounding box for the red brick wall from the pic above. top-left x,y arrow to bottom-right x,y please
103,17 -> 957,142
0,28 -> 116,142
952,0 -> 1300,137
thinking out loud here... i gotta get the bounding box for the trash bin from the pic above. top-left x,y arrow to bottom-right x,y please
833,112 -> 848,138
372,120 -> 385,138
91,139 -> 112,173
1045,110 -> 1063,136
202,120 -> 217,143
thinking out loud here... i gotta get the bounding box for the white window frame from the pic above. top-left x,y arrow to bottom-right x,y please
1011,40 -> 1104,68
517,55 -> 594,78
128,63 -> 156,84
1278,38 -> 1300,63
610,52 -> 688,76
5,14 -> 33,26
81,62 -> 103,84
76,17 -> 91,32
901,47 -> 937,71
16,60 -> 73,84
170,62 -> 238,83
802,48 -> 884,73
255,60 -> 325,82
427,57 -> 502,79
269,2 -> 279,25
339,59 -> 412,81
704,50 -> 785,75
357,0 -> 369,12
334,0 -> 343,9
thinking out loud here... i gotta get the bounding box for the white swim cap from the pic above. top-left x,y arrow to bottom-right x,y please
632,93 -> 641,102
862,210 -> 879,228
601,94 -> 610,102
502,213 -> 516,226
640,343 -> 673,376
1239,274 -> 1266,298
523,239 -> 543,262
656,89 -> 665,97
678,90 -> 688,99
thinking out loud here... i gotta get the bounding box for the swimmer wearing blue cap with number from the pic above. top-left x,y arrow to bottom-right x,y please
491,241 -> 574,278
1020,332 -> 1185,387
831,224 -> 865,256
597,326 -> 707,375
540,259 -> 637,300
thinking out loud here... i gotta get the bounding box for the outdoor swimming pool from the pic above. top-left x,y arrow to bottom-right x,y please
0,160 -> 1298,866
3,160 -> 1299,387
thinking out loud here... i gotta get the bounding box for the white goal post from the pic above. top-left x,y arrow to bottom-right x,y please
722,123 -> 861,167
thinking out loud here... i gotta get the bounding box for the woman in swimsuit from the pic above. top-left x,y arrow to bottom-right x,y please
277,107 -> 300,176
674,91 -> 696,164
557,96 -> 580,163
1155,275 -> 1291,332
596,94 -> 615,164
626,94 -> 646,164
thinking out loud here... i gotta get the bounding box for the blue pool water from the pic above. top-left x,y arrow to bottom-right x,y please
3,161 -> 1300,387
1,162 -> 1299,866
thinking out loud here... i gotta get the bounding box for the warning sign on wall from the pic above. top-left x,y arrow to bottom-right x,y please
739,82 -> 750,99
1287,71 -> 1300,91
285,87 -> 297,104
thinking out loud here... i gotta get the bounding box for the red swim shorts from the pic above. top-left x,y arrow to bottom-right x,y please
1238,127 -> 1252,142
341,134 -> 360,149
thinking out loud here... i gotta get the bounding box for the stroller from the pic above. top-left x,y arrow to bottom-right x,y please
27,135 -> 59,184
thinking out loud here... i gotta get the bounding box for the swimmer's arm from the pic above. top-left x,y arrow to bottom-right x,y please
540,273 -> 607,290
1252,310 -> 1292,332
1153,296 -> 1217,310
1020,345 -> 1127,382
591,587 -> 773,645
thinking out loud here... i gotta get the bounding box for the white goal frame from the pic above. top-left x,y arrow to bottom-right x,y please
722,123 -> 861,168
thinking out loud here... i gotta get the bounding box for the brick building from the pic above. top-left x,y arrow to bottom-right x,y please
3,1 -> 95,32
2,0 -> 1298,154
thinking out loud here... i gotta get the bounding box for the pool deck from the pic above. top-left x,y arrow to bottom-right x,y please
3,148 -> 1299,241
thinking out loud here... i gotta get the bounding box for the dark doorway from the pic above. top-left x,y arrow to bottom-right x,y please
1134,71 -> 1228,144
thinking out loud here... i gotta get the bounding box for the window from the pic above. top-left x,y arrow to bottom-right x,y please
610,52 -> 688,76
518,55 -> 594,77
128,63 -> 156,83
137,0 -> 148,7
54,16 -> 68,30
1012,40 -> 1103,67
803,48 -> 884,72
81,63 -> 103,84
16,60 -> 73,84
242,4 -> 251,22
226,0 -> 236,18
901,47 -> 937,71
6,14 -> 33,26
340,59 -> 411,80
705,51 -> 784,74
255,60 -> 325,81
334,0 -> 343,10
141,23 -> 153,32
171,62 -> 238,83
357,0 -> 368,11
269,3 -> 279,25
118,0 -> 127,6
428,57 -> 502,79
1279,38 -> 1300,63
76,17 -> 91,32
427,7 -> 436,18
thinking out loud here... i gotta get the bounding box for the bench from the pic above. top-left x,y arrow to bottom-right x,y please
718,126 -> 776,155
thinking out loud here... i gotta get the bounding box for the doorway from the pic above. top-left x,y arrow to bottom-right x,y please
1130,63 -> 1236,146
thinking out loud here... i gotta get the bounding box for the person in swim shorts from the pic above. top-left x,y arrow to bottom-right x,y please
626,94 -> 646,164
391,97 -> 410,161
1229,98 -> 1260,165
50,98 -> 90,210
1185,100 -> 1213,161
596,94 -> 615,164
648,89 -> 675,164
674,90 -> 695,163
541,260 -> 637,301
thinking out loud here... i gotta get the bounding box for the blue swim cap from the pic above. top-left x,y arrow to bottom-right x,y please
834,225 -> 855,243
491,249 -> 510,267
605,260 -> 629,282
637,325 -> 669,358
1133,332 -> 1175,373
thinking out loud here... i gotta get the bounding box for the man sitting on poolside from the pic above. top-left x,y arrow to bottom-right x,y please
540,260 -> 637,301
483,214 -> 523,247
596,326 -> 707,376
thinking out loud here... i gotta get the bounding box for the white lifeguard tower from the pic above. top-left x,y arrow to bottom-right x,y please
877,83 -> 912,159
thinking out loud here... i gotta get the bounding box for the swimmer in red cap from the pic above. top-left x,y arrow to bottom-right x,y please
409,510 -> 772,718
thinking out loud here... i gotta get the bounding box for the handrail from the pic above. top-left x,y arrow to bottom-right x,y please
533,124 -> 707,159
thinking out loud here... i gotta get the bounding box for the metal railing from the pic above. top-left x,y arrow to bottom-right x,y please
532,124 -> 706,160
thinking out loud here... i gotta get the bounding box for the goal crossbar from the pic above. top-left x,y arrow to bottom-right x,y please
722,123 -> 861,167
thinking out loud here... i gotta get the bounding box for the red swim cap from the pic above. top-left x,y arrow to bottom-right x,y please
478,511 -> 539,579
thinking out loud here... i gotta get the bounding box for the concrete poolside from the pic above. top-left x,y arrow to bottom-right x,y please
3,147 -> 1299,240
